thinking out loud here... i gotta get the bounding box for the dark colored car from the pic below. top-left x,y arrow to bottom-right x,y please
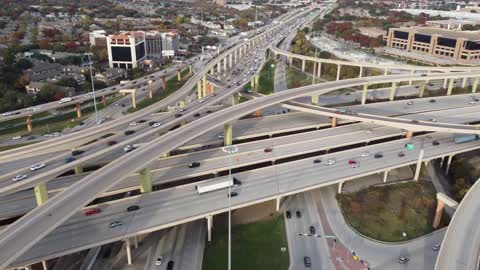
313,159 -> 322,164
138,119 -> 146,123
107,140 -> 117,146
194,113 -> 201,117
432,140 -> 440,146
286,210 -> 291,219
304,256 -> 311,268
27,136 -> 36,140
398,152 -> 405,157
309,226 -> 316,235
127,205 -> 140,212
124,130 -> 135,135
174,113 -> 182,118
411,120 -> 419,124
206,110 -> 212,114
228,192 -> 238,197
429,99 -> 436,103
374,153 -> 383,158
167,261 -> 174,270
296,210 -> 302,218
188,162 -> 200,168
72,150 -> 84,156
264,148 -> 273,153
64,157 -> 76,163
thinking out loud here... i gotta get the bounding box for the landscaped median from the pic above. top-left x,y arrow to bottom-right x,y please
202,213 -> 289,270
337,180 -> 449,242
256,59 -> 276,95
127,68 -> 192,112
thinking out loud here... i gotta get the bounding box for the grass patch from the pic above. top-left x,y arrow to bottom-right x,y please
128,68 -> 192,112
202,213 -> 289,270
337,180 -> 449,242
239,96 -> 250,103
257,59 -> 276,95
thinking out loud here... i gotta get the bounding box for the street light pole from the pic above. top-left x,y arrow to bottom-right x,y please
86,53 -> 99,125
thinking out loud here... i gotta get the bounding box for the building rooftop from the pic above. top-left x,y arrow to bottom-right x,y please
395,27 -> 480,41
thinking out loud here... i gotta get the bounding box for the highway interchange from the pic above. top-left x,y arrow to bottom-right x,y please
1,4 -> 480,270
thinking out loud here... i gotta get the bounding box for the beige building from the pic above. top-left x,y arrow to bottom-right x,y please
386,27 -> 480,64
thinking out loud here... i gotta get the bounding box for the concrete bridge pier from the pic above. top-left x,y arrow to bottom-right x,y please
383,170 -> 389,183
389,82 -> 397,101
406,130 -> 413,139
148,80 -> 153,99
224,124 -> 233,146
331,117 -> 337,127
177,69 -> 182,81
462,77 -> 467,88
361,84 -> 368,105
23,266 -> 32,270
447,78 -> 455,96
276,196 -> 282,211
217,62 -> 221,73
161,77 -> 167,90
312,62 -> 316,84
443,78 -> 448,89
232,93 -> 240,107
433,193 -> 458,229
74,166 -> 83,174
289,56 -> 293,67
206,215 -> 213,242
125,238 -> 132,265
317,62 -> 322,77
384,68 -> 389,76
197,81 -> 203,100
336,64 -> 342,81
234,50 -> 238,64
301,59 -> 306,72
229,54 -> 233,69
189,65 -> 193,75
408,70 -> 414,85
34,183 -> 48,206
139,168 -> 152,193
209,67 -> 214,76
472,78 -> 479,93
202,75 -> 207,97
358,66 -> 363,78
75,103 -> 82,118
311,95 -> 319,105
102,95 -> 107,106
337,182 -> 344,194
445,155 -> 453,175
418,81 -> 426,98
26,115 -> 33,132
413,149 -> 425,181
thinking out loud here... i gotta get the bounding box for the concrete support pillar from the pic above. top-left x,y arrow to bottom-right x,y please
361,84 -> 368,105
336,64 -> 342,81
359,66 -> 363,78
440,156 -> 445,168
447,78 -> 454,96
384,68 -> 389,76
234,50 -> 238,64
383,170 -> 389,183
443,78 -> 448,89
331,117 -> 337,127
433,200 -> 445,229
418,81 -> 426,98
206,215 -> 213,242
311,95 -> 319,105
445,155 -> 453,175
229,54 -> 233,68
177,69 -> 182,81
409,70 -> 414,85
254,74 -> 259,89
413,149 -> 425,181
276,197 -> 281,211
26,115 -> 32,132
202,75 -> 207,97
406,130 -> 413,139
125,238 -> 132,265
179,100 -> 186,108
337,182 -> 344,194
289,57 -> 293,66
74,166 -> 83,174
210,67 -> 214,75
102,95 -> 107,107
389,82 -> 397,101
250,78 -> 255,91
301,59 -> 306,72
133,236 -> 139,249
24,266 -> 32,270
189,65 -> 193,74
462,77 -> 467,88
197,81 -> 203,100
217,62 -> 221,73
231,93 -> 240,106
147,80 -> 153,99
130,92 -> 136,109
161,77 -> 167,90
75,103 -> 82,118
223,58 -> 227,72
312,62 -> 316,84
224,123 -> 233,146
472,78 -> 479,93
139,168 -> 152,193
42,261 -> 48,270
34,182 -> 48,206
317,62 -> 322,77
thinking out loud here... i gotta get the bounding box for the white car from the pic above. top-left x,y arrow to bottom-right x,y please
361,152 -> 369,158
30,163 -> 46,171
324,159 -> 336,166
152,122 -> 162,128
365,129 -> 374,134
12,174 -> 28,182
123,145 -> 133,153
350,162 -> 360,168
199,99 -> 205,103
2,112 -> 12,116
12,136 -> 22,140
129,122 -> 138,126
155,256 -> 163,266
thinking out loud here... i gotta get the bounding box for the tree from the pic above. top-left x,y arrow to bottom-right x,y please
36,85 -> 57,103
2,48 -> 16,66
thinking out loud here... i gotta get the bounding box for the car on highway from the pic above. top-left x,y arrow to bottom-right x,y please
264,148 -> 273,153
174,113 -> 182,118
64,157 -> 76,163
411,120 -> 419,124
432,244 -> 441,251
429,118 -> 437,122
12,135 -> 21,140
155,256 -> 163,266
124,130 -> 135,135
12,174 -> 28,182
374,153 -> 383,159
109,221 -> 122,228
84,208 -> 101,216
432,140 -> 440,146
127,205 -> 140,212
313,159 -> 322,164
350,161 -> 360,168
304,256 -> 311,268
167,261 -> 174,270
405,142 -> 415,150
429,99 -> 436,103
309,226 -> 315,235
361,152 -> 369,158
194,113 -> 200,117
406,101 -> 414,105
324,159 -> 336,166
398,257 -> 409,264
188,162 -> 200,168
286,210 -> 291,219
365,129 -> 374,134
151,122 -> 162,128
107,141 -> 117,146
398,152 -> 405,157
296,210 -> 302,218
228,192 -> 238,197
30,163 -> 46,171
123,145 -> 135,153
129,122 -> 138,126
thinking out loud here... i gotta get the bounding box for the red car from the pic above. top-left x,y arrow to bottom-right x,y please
84,208 -> 101,216
348,160 -> 356,165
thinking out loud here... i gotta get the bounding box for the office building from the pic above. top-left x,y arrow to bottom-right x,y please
145,31 -> 163,58
386,27 -> 480,64
107,32 -> 146,69
161,32 -> 179,57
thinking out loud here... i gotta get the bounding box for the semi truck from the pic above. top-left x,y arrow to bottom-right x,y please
196,177 -> 241,194
454,134 -> 480,144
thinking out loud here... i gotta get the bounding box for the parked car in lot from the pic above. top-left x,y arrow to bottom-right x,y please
30,163 -> 46,171
124,130 -> 135,135
84,208 -> 101,216
12,174 -> 28,182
